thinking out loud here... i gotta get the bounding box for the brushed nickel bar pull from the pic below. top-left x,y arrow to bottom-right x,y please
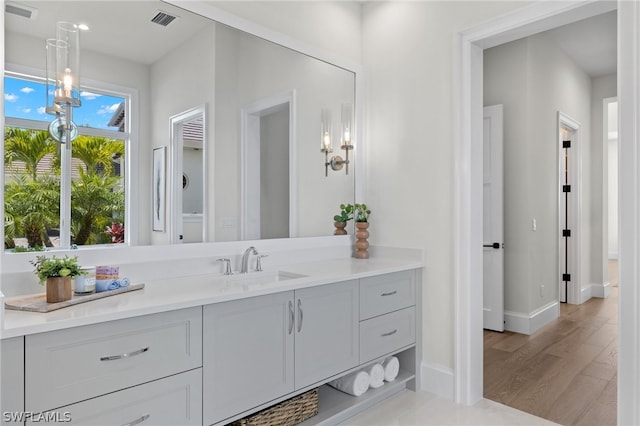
381,329 -> 398,337
100,346 -> 149,361
297,299 -> 303,333
122,414 -> 150,426
381,290 -> 397,297
288,300 -> 295,334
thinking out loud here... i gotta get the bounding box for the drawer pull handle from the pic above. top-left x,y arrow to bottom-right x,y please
381,290 -> 397,297
100,346 -> 149,361
288,300 -> 295,334
297,299 -> 304,333
122,414 -> 150,426
381,329 -> 398,337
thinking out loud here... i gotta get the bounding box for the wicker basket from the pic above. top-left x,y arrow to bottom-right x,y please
231,388 -> 318,426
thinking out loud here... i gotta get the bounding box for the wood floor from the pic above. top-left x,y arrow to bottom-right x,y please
484,260 -> 618,425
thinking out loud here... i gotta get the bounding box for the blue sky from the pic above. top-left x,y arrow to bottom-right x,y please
4,76 -> 124,131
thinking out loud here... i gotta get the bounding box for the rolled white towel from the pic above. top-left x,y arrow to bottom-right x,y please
365,363 -> 385,389
328,370 -> 370,396
382,356 -> 400,382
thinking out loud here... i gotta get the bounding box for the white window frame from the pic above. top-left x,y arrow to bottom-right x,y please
3,66 -> 138,249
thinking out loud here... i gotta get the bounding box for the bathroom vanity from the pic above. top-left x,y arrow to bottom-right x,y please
1,252 -> 422,425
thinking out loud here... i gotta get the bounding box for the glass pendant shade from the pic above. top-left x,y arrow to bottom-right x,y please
46,21 -> 81,112
341,103 -> 353,148
321,108 -> 332,152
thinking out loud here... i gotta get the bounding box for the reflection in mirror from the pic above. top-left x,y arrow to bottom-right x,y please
4,1 -> 357,249
170,105 -> 207,244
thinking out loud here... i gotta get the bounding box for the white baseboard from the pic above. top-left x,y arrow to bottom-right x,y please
420,361 -> 454,400
582,282 -> 611,302
504,301 -> 559,335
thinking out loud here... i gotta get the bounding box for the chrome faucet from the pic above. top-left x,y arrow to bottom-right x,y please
240,246 -> 258,273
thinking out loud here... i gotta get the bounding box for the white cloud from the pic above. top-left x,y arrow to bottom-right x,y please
97,103 -> 122,116
81,91 -> 101,101
21,108 -> 31,114
5,93 -> 18,102
20,87 -> 35,94
37,106 -> 47,115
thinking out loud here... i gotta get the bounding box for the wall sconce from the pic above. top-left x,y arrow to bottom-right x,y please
321,105 -> 354,176
46,21 -> 81,144
340,103 -> 354,175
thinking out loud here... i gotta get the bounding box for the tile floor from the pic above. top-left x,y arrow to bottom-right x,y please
340,390 -> 558,426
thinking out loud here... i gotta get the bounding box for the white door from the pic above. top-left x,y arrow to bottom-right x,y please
483,105 -> 504,332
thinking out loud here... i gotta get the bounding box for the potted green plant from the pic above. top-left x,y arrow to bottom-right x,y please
353,203 -> 371,259
333,203 -> 354,235
31,255 -> 84,303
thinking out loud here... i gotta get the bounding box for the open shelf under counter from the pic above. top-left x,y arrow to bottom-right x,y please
299,369 -> 415,426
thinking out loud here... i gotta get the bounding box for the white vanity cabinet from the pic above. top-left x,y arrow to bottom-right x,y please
24,307 -> 202,415
29,369 -> 202,426
359,271 -> 417,364
1,337 -> 24,426
203,280 -> 359,426
202,291 -> 295,424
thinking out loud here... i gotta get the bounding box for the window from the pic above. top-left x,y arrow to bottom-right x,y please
4,73 -> 129,251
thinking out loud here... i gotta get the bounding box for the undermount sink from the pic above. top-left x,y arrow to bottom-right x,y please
225,270 -> 307,286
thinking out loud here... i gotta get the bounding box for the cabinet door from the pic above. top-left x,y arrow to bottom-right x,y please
2,337 -> 24,426
27,369 -> 202,426
295,280 -> 359,389
203,291 -> 294,425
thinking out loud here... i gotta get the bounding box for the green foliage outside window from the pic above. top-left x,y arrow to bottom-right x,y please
4,127 -> 125,250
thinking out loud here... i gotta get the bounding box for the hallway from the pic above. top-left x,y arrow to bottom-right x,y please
484,261 -> 618,425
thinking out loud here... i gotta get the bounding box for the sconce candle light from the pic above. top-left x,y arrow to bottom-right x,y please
321,103 -> 354,176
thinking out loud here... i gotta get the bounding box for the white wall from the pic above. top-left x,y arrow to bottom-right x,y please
606,99 -> 619,259
150,24 -> 216,245
591,75 -> 617,273
213,24 -> 355,241
207,1 -> 362,65
361,1 -> 529,374
484,32 -> 592,316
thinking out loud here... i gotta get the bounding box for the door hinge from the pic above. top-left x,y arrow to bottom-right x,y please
563,229 -> 571,237
563,273 -> 571,282
563,185 -> 571,192
563,140 -> 571,148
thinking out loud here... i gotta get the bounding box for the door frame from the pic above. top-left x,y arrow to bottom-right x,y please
454,2 -> 640,424
240,90 -> 297,240
557,111 -> 582,304
169,104 -> 208,244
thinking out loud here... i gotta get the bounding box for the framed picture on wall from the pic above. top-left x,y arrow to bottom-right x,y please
152,147 -> 166,232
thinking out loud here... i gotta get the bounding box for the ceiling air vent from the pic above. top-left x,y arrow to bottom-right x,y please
5,1 -> 38,19
150,10 -> 178,27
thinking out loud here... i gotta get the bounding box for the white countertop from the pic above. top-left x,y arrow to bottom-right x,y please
1,255 -> 423,339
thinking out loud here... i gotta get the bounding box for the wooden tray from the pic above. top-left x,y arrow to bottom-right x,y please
4,283 -> 145,313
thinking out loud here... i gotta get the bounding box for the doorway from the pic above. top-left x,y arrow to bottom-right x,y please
240,91 -> 297,240
453,2 -> 640,422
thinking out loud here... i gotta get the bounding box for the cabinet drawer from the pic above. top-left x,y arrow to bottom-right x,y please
2,337 -> 24,426
28,369 -> 202,425
360,271 -> 415,320
25,307 -> 202,412
360,307 -> 415,363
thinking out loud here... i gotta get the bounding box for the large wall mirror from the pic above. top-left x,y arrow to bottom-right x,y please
3,0 -> 356,250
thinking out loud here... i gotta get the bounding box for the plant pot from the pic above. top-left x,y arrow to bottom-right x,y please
334,221 -> 348,235
46,276 -> 72,303
354,222 -> 370,259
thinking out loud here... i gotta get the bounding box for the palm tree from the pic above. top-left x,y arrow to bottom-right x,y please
4,128 -> 55,180
71,135 -> 124,176
4,175 -> 59,248
71,171 -> 124,245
